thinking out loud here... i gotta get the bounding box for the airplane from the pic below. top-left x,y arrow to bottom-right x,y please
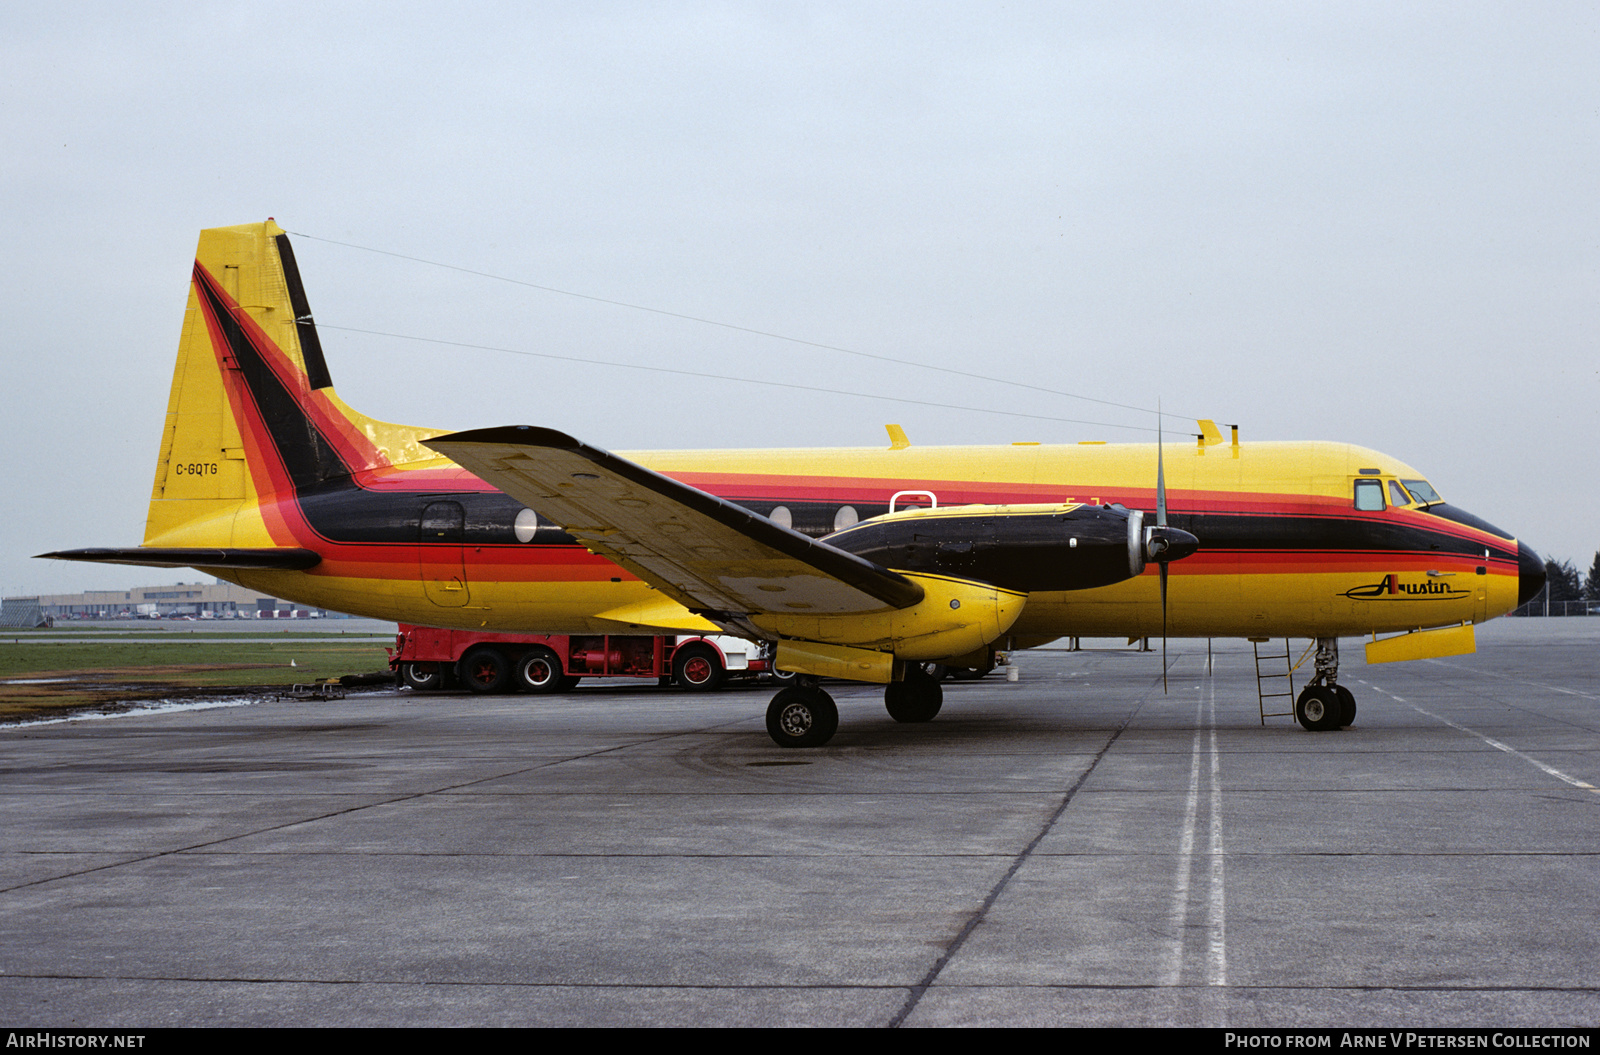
40,220 -> 1547,747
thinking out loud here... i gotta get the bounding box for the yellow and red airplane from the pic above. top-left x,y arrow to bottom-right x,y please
41,220 -> 1546,747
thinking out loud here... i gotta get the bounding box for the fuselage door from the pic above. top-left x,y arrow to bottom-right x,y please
889,490 -> 938,513
420,500 -> 470,607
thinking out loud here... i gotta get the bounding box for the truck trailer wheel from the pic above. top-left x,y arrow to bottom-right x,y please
672,644 -> 725,691
401,663 -> 443,691
460,647 -> 512,694
518,646 -> 566,694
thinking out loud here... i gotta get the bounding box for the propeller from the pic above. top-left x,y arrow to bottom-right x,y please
1141,411 -> 1199,692
1158,416 -> 1168,690
1120,413 -> 1198,692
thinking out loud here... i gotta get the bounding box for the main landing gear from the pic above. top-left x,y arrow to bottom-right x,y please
1295,637 -> 1358,732
885,663 -> 943,723
763,663 -> 948,748
765,680 -> 839,748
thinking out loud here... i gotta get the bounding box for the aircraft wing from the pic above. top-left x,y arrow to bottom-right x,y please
425,427 -> 925,619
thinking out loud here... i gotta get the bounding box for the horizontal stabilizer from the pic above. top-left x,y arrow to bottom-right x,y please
425,426 -> 925,618
37,547 -> 322,570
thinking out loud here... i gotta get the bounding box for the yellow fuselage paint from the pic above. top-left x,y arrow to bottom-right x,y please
125,221 -> 1523,653
193,437 -> 1519,644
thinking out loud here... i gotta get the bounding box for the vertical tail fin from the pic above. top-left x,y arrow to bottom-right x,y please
143,220 -> 439,548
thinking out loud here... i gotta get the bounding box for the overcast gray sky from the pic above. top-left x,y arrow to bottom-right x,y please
5,1 -> 1596,598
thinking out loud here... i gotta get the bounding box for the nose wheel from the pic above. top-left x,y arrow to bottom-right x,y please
1331,684 -> 1356,726
1295,685 -> 1342,731
1296,639 -> 1357,730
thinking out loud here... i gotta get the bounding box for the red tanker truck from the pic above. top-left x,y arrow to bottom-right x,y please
388,625 -> 775,694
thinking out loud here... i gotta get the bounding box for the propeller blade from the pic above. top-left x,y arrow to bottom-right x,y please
1158,406 -> 1169,691
1156,410 -> 1167,528
1160,560 -> 1169,693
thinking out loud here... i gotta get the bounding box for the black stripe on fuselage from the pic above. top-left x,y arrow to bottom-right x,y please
1173,511 -> 1517,564
247,471 -> 1520,578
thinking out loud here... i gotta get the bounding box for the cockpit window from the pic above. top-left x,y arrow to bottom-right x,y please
1401,479 -> 1441,506
1353,479 -> 1385,511
1388,480 -> 1411,507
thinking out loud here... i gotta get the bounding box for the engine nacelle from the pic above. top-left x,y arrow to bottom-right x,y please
828,502 -> 1196,594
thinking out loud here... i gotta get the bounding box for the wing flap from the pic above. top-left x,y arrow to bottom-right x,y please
425,427 -> 924,616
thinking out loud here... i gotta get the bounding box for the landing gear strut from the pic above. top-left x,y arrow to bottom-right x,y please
1295,637 -> 1356,731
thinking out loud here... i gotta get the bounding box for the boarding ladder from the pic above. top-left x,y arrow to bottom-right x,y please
1252,639 -> 1298,725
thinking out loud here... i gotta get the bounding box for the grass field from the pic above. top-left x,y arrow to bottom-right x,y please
0,636 -> 394,723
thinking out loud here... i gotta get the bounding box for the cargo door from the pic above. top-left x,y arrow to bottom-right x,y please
420,501 -> 470,607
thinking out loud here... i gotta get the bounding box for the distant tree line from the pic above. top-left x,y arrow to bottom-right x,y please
1526,551 -> 1600,611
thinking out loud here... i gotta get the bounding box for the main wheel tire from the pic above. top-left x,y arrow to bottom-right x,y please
673,644 -> 725,691
460,647 -> 512,694
1295,685 -> 1341,731
1332,685 -> 1356,727
558,674 -> 582,692
517,646 -> 565,694
400,663 -> 442,691
765,687 -> 839,748
885,664 -> 944,723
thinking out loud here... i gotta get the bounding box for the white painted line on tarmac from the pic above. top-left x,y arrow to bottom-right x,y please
1162,690 -> 1205,987
1164,663 -> 1228,987
1205,678 -> 1227,987
1364,683 -> 1600,793
1423,659 -> 1600,701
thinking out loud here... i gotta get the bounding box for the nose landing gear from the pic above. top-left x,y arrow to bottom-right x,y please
1295,638 -> 1357,731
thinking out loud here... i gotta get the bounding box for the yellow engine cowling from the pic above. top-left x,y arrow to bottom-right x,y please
756,573 -> 1027,671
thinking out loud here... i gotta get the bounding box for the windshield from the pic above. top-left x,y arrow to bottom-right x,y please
1401,479 -> 1442,506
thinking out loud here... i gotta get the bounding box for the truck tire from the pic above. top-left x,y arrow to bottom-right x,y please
460,647 -> 512,694
518,646 -> 566,694
401,663 -> 443,691
672,643 -> 725,691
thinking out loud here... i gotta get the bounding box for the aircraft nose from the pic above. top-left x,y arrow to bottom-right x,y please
1517,542 -> 1547,607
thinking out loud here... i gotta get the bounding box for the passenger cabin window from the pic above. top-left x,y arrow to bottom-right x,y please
1353,480 -> 1385,511
1388,481 -> 1411,507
